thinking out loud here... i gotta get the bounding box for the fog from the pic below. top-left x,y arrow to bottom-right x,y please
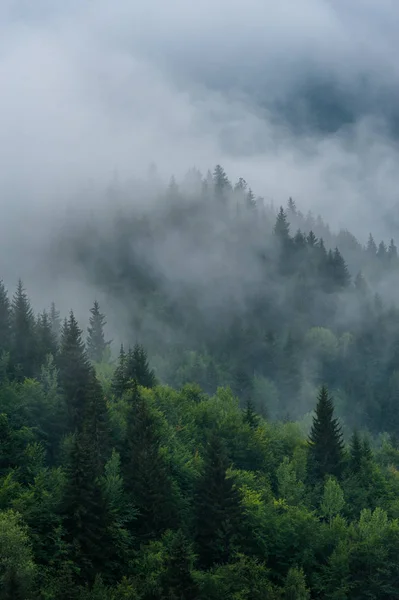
1,0 -> 399,321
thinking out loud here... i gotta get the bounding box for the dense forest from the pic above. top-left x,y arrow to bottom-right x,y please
3,165 -> 399,598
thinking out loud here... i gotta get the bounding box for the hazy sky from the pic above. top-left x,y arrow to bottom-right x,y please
1,0 -> 399,307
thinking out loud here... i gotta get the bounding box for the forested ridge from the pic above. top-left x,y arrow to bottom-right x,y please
3,165 -> 399,598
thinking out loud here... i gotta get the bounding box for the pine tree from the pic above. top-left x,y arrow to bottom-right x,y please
36,310 -> 58,364
330,248 -> 351,289
87,301 -> 110,363
195,431 -> 243,568
122,385 -> 176,540
213,164 -> 231,200
308,386 -> 344,483
0,280 -> 11,356
377,241 -> 387,262
62,427 -> 109,586
306,231 -> 317,247
246,188 -> 256,210
111,344 -> 128,398
287,197 -> 297,216
58,312 -> 92,431
366,233 -> 377,256
243,398 -> 259,429
349,430 -> 363,475
50,302 -> 62,342
388,239 -> 398,264
274,207 -> 290,240
126,344 -> 156,388
84,369 -> 110,475
10,279 -> 37,378
161,530 -> 199,600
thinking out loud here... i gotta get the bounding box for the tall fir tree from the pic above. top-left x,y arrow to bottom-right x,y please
0,279 -> 11,357
10,279 -> 37,379
62,426 -> 110,586
274,207 -> 290,240
36,310 -> 58,365
87,301 -> 110,363
58,312 -> 92,431
195,431 -> 243,568
349,430 -> 363,475
161,530 -> 199,600
308,386 -> 344,484
50,302 -> 62,342
122,384 -> 176,540
126,344 -> 156,388
111,344 -> 128,398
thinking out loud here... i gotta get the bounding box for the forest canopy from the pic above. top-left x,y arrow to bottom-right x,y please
2,165 -> 399,598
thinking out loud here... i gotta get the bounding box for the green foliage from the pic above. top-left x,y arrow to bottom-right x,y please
308,386 -> 344,484
0,509 -> 36,599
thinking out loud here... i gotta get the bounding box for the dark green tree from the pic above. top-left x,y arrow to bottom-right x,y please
87,301 -> 110,363
195,431 -> 243,568
111,344 -> 128,398
161,530 -> 199,600
308,386 -> 344,483
349,430 -> 363,475
58,312 -> 92,430
243,398 -> 259,429
122,385 -> 176,540
62,427 -> 109,586
36,310 -> 58,364
10,279 -> 37,378
126,344 -> 156,388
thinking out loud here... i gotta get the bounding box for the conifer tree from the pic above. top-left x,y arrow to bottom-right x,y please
274,207 -> 290,240
388,239 -> 398,264
122,384 -> 176,540
62,427 -> 109,586
366,233 -> 377,255
213,164 -> 231,200
111,344 -> 128,398
58,312 -> 91,430
349,430 -> 363,475
308,386 -> 344,483
0,279 -> 11,357
87,301 -> 110,363
10,279 -> 37,378
126,344 -> 156,388
377,241 -> 387,262
50,302 -> 62,342
195,431 -> 243,568
161,530 -> 199,600
36,310 -> 58,364
243,398 -> 259,429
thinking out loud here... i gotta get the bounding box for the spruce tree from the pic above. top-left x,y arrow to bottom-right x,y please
366,233 -> 377,256
58,312 -> 92,431
243,398 -> 259,429
111,344 -> 128,398
87,301 -> 110,363
126,344 -> 156,388
50,302 -> 62,342
308,386 -> 344,483
122,384 -> 176,540
10,279 -> 37,378
274,207 -> 290,240
195,431 -> 243,568
36,310 -> 58,365
161,530 -> 199,600
62,427 -> 109,586
349,430 -> 363,475
0,280 -> 11,357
